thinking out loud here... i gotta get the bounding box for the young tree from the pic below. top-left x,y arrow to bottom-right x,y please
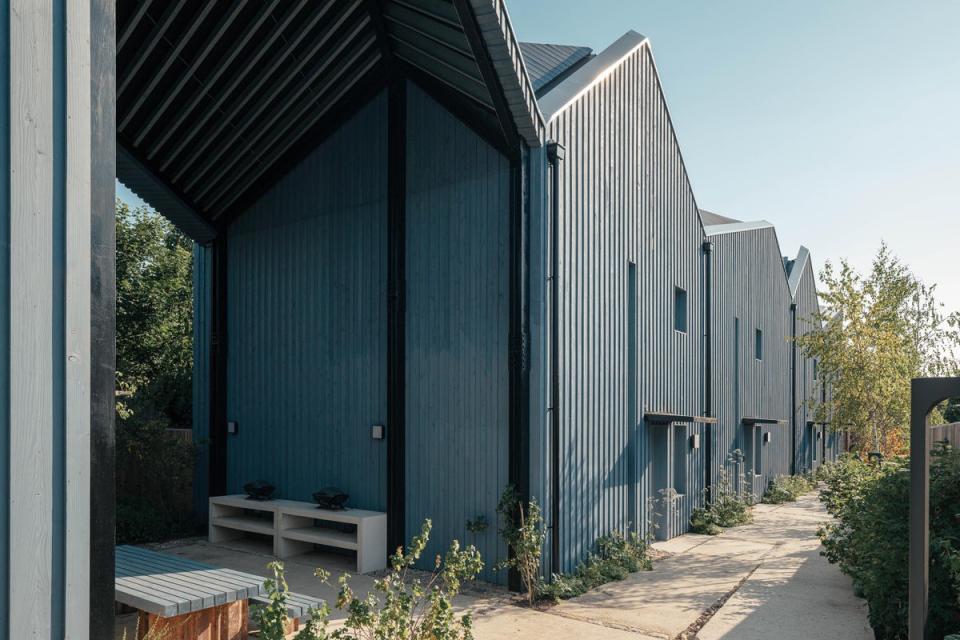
116,199 -> 194,426
796,243 -> 960,454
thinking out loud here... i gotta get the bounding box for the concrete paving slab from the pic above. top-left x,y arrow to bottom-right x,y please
651,533 -> 712,555
550,546 -> 764,638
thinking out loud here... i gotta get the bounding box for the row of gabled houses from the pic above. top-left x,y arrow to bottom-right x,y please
122,8 -> 840,583
0,0 -> 849,633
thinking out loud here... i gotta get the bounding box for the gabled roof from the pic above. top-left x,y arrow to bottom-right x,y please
703,220 -> 774,237
519,42 -> 593,95
538,30 -> 649,122
116,0 -> 544,244
698,209 -> 741,226
787,246 -> 812,299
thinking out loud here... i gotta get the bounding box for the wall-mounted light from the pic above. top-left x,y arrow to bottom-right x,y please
371,424 -> 385,440
764,432 -> 772,444
227,421 -> 238,435
690,434 -> 700,449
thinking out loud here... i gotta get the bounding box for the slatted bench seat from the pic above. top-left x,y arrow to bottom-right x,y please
115,545 -> 264,640
210,494 -> 388,573
250,590 -> 326,633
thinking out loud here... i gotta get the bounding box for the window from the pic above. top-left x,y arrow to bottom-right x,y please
754,427 -> 763,475
813,359 -> 819,381
674,287 -> 687,333
755,328 -> 763,360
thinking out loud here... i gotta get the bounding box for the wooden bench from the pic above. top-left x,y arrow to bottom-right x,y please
209,495 -> 388,573
115,545 -> 264,640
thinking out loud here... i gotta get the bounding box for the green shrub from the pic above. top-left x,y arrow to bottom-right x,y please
818,448 -> 960,639
536,530 -> 651,603
496,485 -> 547,606
254,520 -> 482,640
116,420 -> 200,544
761,474 -> 815,504
690,453 -> 754,535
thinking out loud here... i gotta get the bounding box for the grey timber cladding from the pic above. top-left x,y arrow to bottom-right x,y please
223,92 -> 389,511
707,225 -> 794,496
791,251 -> 828,470
546,39 -> 706,569
0,0 -> 110,636
404,83 -> 510,584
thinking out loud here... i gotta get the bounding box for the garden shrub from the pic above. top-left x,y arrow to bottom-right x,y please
761,474 -> 815,504
690,453 -> 754,535
496,485 -> 546,606
818,448 -> 960,639
536,530 -> 651,603
254,520 -> 482,640
116,420 -> 200,543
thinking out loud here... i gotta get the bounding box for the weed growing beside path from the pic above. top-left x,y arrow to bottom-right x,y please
536,530 -> 652,603
761,474 -> 816,504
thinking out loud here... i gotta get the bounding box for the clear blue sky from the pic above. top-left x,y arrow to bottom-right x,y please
509,1 -> 960,311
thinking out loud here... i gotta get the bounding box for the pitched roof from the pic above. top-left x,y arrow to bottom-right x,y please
519,42 -> 593,94
698,209 -> 740,226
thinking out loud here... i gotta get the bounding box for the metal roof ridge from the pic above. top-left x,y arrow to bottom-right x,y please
537,30 -> 648,122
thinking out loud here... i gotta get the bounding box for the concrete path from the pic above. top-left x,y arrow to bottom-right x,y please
123,492 -> 871,639
547,492 -> 872,639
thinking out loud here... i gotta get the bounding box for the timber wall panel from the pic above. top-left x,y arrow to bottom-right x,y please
404,83 -> 510,584
223,91 -> 389,511
547,44 -> 705,569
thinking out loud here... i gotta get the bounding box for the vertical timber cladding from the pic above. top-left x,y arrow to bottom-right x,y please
1,0 -> 110,636
792,254 -> 823,470
224,93 -> 389,510
404,84 -> 511,584
548,42 -> 705,569
708,226 -> 793,497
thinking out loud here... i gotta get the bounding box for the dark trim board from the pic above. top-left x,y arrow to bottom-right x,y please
89,0 -> 117,636
208,234 -> 228,498
386,77 -> 407,553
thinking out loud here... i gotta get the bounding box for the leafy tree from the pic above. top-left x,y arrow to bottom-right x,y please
116,199 -> 194,426
115,198 -> 197,542
795,243 -> 960,454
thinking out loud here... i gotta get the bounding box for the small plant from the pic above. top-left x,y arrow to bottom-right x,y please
335,519 -> 482,640
496,485 -> 546,606
690,452 -> 754,535
254,561 -> 331,640
761,474 -> 815,504
536,530 -> 652,603
256,521 -> 482,640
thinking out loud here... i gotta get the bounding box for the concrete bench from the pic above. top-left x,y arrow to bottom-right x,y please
210,494 -> 388,573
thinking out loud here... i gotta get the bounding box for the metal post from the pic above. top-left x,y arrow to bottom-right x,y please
909,376 -> 960,640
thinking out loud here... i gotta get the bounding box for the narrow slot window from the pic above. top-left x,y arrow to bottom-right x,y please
755,328 -> 763,360
674,287 -> 687,333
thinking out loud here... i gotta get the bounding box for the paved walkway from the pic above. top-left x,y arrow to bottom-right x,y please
123,492 -> 871,639
543,492 -> 872,639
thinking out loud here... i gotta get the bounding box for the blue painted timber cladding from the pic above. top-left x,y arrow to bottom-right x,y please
545,42 -> 706,567
404,83 -> 510,584
707,226 -> 793,498
223,91 -> 389,510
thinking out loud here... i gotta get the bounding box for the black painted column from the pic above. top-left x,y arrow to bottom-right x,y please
386,77 -> 407,553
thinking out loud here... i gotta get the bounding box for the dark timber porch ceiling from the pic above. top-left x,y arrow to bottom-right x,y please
116,0 -> 543,244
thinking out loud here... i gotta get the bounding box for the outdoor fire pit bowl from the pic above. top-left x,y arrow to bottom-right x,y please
243,480 -> 275,501
312,487 -> 349,510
